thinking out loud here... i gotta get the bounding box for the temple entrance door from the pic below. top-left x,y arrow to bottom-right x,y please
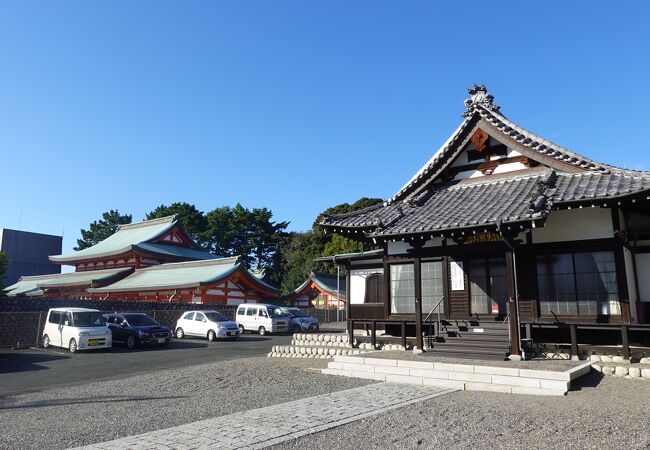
467,257 -> 508,316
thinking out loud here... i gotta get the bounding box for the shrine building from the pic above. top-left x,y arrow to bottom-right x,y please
284,272 -> 346,310
4,215 -> 279,304
320,85 -> 650,357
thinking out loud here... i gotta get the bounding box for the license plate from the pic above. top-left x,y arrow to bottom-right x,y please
227,331 -> 236,336
157,338 -> 166,344
88,339 -> 100,346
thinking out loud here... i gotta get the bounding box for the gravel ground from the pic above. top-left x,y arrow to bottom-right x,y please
362,351 -> 581,371
0,357 -> 372,449
277,373 -> 650,450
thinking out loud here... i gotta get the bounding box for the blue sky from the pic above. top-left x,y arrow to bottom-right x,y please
1,2 -> 649,255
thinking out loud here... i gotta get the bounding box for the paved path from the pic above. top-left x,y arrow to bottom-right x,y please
75,382 -> 456,450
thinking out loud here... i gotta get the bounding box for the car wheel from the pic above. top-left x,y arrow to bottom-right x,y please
43,334 -> 50,348
207,330 -> 217,342
69,338 -> 77,353
258,326 -> 267,336
126,335 -> 137,350
238,324 -> 245,334
176,328 -> 184,339
292,324 -> 301,333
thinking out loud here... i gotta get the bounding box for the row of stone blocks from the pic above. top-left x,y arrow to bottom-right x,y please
268,345 -> 365,358
321,355 -> 593,396
591,363 -> 650,379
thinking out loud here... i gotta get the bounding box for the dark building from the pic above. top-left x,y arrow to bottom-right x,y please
0,228 -> 62,287
320,85 -> 650,357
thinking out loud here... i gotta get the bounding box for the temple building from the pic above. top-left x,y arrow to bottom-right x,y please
3,215 -> 279,304
320,85 -> 650,356
284,272 -> 346,309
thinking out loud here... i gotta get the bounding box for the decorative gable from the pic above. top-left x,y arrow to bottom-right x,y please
441,127 -> 540,182
154,226 -> 195,248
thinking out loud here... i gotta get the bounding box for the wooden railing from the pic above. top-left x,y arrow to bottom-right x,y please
523,322 -> 650,358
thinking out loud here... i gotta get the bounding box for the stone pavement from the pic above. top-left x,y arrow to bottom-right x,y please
74,382 -> 456,450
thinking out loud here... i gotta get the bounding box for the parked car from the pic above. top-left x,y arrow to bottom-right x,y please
42,307 -> 112,353
104,313 -> 173,349
175,310 -> 239,341
236,304 -> 290,336
279,307 -> 320,333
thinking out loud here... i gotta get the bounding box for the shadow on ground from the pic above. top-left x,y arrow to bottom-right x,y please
0,394 -> 187,410
0,351 -> 70,374
569,371 -> 604,391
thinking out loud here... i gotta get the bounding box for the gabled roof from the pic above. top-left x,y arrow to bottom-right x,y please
287,272 -> 346,299
3,267 -> 132,296
389,85 -> 611,205
320,85 -> 650,239
88,257 -> 280,295
50,216 -> 214,264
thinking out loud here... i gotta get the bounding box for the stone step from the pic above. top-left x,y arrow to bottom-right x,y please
321,355 -> 593,396
423,346 -> 509,358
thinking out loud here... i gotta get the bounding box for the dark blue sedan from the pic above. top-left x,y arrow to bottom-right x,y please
104,313 -> 173,349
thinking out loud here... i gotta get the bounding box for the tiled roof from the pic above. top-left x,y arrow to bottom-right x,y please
550,171 -> 650,202
133,242 -> 218,261
320,86 -> 650,238
88,257 -> 279,294
49,215 -> 207,264
323,169 -> 650,238
324,172 -> 553,237
3,267 -> 132,295
389,86 -> 620,205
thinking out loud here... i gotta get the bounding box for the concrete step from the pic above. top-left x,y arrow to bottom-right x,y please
427,340 -> 510,350
423,346 -> 509,358
322,355 -> 593,396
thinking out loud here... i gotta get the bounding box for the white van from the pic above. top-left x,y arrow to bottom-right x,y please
235,304 -> 289,336
42,308 -> 112,353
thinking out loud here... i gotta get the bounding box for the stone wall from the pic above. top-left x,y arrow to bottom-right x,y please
0,296 -> 237,348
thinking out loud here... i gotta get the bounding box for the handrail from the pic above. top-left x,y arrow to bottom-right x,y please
423,296 -> 445,323
423,296 -> 444,349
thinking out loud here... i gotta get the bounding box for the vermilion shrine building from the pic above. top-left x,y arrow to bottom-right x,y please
284,272 -> 346,310
4,216 -> 279,304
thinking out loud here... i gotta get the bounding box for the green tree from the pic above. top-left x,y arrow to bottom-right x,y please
203,203 -> 289,273
277,197 -> 383,294
146,202 -> 207,246
0,252 -> 10,291
75,210 -> 132,250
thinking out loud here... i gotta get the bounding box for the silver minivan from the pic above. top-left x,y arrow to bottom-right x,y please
235,304 -> 289,336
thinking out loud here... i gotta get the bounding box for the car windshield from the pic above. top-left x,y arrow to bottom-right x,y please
287,309 -> 307,317
268,307 -> 290,318
205,312 -> 228,322
123,314 -> 157,326
72,312 -> 105,327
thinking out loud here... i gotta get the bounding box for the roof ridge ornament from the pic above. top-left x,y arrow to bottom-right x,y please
463,84 -> 501,117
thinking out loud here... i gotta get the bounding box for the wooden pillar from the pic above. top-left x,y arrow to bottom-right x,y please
383,256 -> 390,319
621,325 -> 630,359
414,254 -> 424,351
569,324 -> 578,357
346,265 -> 352,338
506,251 -> 521,357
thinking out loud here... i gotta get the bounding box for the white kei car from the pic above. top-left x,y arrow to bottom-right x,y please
175,310 -> 240,341
42,307 -> 112,353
